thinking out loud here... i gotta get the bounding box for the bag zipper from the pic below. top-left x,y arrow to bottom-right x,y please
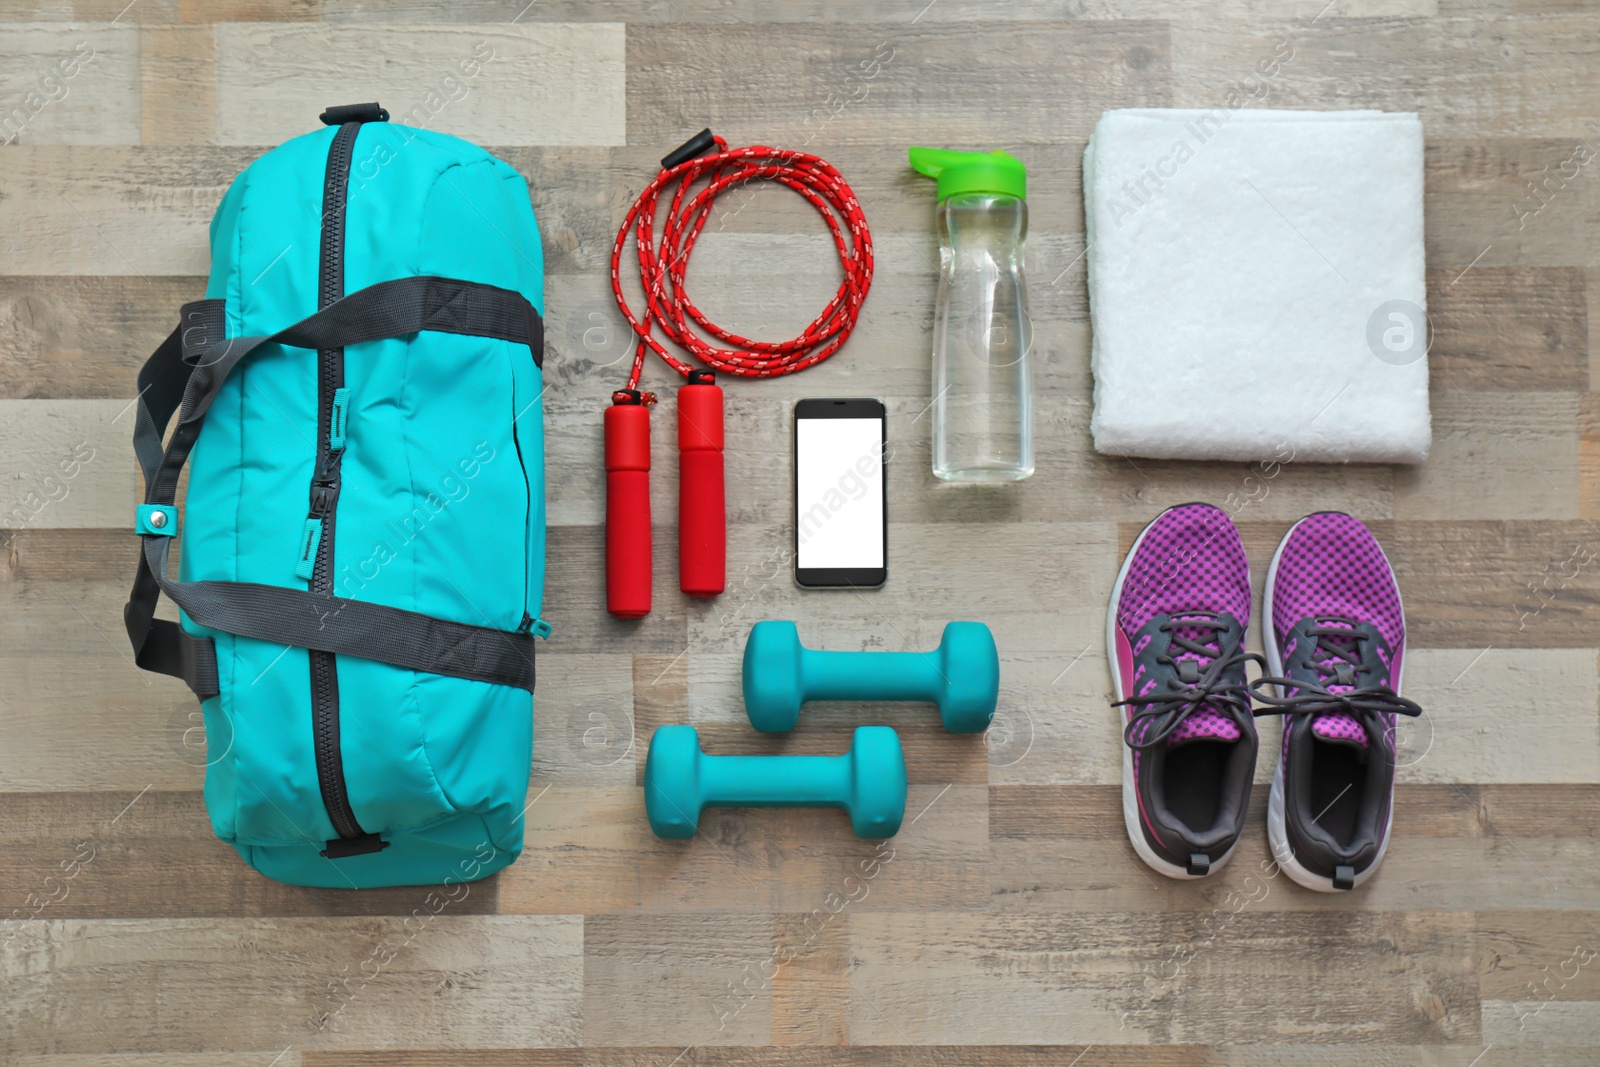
308,120 -> 370,849
511,378 -> 536,632
508,367 -> 553,642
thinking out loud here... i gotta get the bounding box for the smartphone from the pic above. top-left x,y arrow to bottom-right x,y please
793,397 -> 888,589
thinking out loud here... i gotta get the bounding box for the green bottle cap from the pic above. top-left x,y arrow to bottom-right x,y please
909,147 -> 1026,202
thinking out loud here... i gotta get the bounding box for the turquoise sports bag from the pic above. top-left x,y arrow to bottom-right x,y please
125,103 -> 547,889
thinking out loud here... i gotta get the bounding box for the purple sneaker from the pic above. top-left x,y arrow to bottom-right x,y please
1108,503 -> 1262,879
1255,513 -> 1423,892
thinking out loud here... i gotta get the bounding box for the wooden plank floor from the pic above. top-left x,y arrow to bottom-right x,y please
3,2 -> 1598,1063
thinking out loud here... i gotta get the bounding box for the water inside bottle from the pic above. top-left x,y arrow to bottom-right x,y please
931,192 -> 1034,481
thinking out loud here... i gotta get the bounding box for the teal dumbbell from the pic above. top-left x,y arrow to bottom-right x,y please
643,724 -> 907,839
743,620 -> 999,734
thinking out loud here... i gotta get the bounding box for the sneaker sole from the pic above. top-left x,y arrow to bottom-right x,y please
1261,513 -> 1406,893
1106,504 -> 1240,882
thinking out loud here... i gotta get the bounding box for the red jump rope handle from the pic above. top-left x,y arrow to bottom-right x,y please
605,394 -> 652,619
677,371 -> 725,598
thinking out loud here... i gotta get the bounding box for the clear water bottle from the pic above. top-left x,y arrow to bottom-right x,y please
911,148 -> 1033,482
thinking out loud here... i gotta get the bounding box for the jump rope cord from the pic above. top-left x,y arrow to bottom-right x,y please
609,134 -> 875,397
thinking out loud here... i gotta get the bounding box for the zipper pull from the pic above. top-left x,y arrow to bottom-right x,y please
294,518 -> 324,581
329,388 -> 350,452
309,455 -> 343,516
516,613 -> 552,639
310,483 -> 336,517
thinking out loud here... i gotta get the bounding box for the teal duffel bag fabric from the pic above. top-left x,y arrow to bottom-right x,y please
124,103 -> 547,888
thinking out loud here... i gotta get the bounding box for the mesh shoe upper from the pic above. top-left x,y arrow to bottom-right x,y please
1269,511 -> 1407,750
1259,512 -> 1421,888
1118,504 -> 1253,637
1118,503 -> 1255,748
1113,504 -> 1259,874
1269,513 -> 1405,648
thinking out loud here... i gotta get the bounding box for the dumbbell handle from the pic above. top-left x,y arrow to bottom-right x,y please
699,753 -> 851,809
799,649 -> 944,703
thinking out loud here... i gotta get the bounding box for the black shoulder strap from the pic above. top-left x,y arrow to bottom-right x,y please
126,277 -> 545,699
127,312 -> 224,697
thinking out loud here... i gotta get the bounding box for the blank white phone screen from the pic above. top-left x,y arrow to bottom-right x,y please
796,417 -> 884,569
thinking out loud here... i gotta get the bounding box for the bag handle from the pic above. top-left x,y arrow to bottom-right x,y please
126,277 -> 546,698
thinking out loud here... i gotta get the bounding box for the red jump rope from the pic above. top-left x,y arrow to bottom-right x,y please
605,130 -> 875,618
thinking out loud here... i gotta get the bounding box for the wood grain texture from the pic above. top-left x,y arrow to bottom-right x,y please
1381,521 -> 1600,647
15,1056 -> 305,1067
0,146 -> 248,275
846,908 -> 1478,1044
1392,390 -> 1578,519
214,23 -> 626,147
581,913 -> 773,1045
1171,18 -> 1600,138
2,916 -> 583,1053
496,784 -> 988,915
624,20 -> 1173,147
0,399 -> 140,528
1423,138 -> 1597,268
770,911 -> 851,1045
991,784 -> 1600,912
0,790 -> 505,918
1401,647 -> 1600,782
1582,389 -> 1600,517
1427,266 -> 1589,391
321,0 -> 1438,23
4,2 -> 1600,1063
297,1050 -> 1598,1067
0,0 -> 319,20
0,24 -> 139,145
138,25 -> 217,144
0,276 -> 208,397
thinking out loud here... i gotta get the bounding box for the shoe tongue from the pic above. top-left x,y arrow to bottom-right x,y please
1311,713 -> 1370,753
1170,614 -> 1221,671
1311,620 -> 1361,691
1304,620 -> 1371,753
1168,708 -> 1241,747
1164,614 -> 1239,747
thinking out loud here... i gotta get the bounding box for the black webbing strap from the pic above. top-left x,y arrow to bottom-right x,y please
136,616 -> 222,696
140,535 -> 538,689
187,274 -> 544,378
125,277 -> 545,698
127,311 -> 224,697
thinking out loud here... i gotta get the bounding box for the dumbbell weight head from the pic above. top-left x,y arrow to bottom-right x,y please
643,724 -> 704,839
936,621 -> 1000,733
743,620 -> 807,732
846,725 -> 907,837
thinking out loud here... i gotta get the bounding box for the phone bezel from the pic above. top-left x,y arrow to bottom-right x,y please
792,397 -> 888,589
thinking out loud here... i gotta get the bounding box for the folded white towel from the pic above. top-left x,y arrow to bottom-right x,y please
1084,108 -> 1430,464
